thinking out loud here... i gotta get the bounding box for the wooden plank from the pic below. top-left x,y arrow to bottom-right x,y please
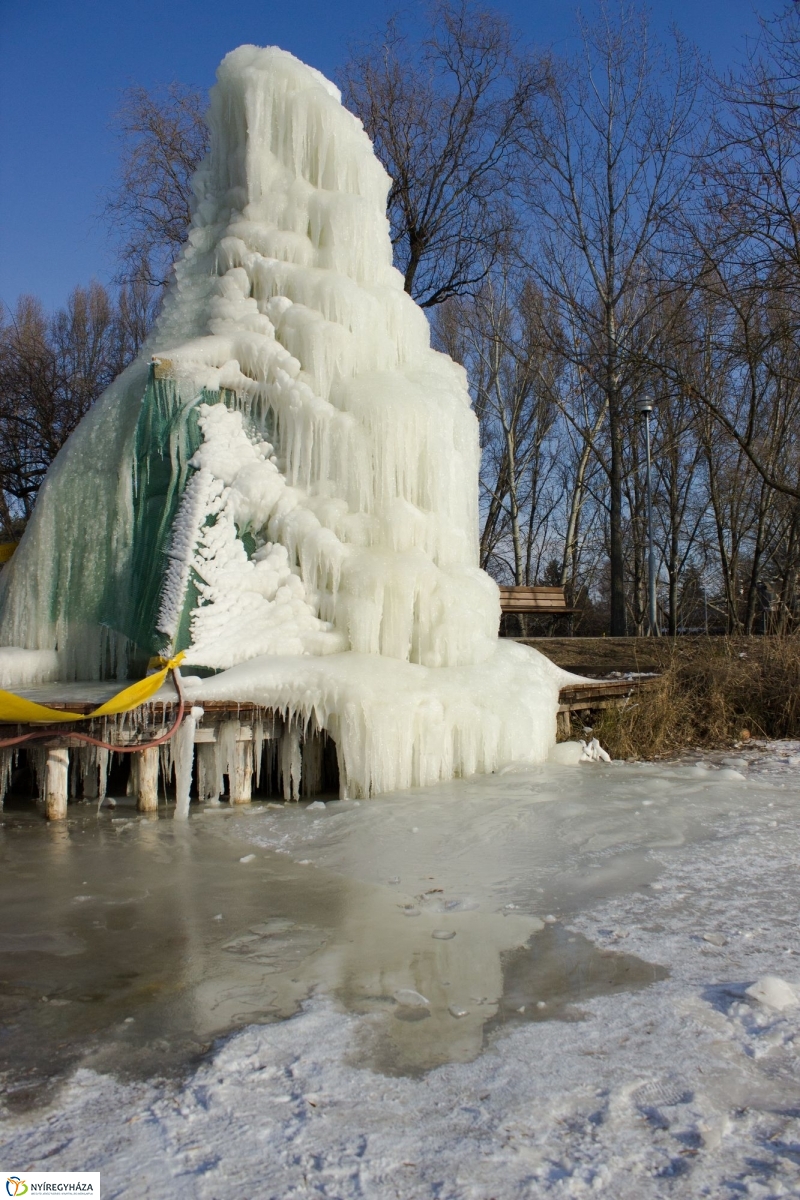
500,596 -> 567,604
501,601 -> 580,612
498,585 -> 565,594
559,680 -> 639,703
498,584 -> 577,615
558,697 -> 636,714
557,676 -> 659,715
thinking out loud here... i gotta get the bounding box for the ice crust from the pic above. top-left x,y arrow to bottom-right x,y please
0,45 -> 571,795
5,750 -> 800,1196
184,639 -> 566,797
0,648 -> 62,688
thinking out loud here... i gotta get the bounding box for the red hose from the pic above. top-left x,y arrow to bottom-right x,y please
0,669 -> 187,752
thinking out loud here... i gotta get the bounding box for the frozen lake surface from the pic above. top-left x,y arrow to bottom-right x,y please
2,745 -> 800,1197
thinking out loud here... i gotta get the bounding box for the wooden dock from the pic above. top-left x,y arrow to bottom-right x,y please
556,676 -> 656,739
0,678 -> 336,817
0,675 -> 657,817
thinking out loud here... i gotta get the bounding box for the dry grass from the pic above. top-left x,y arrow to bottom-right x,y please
587,637 -> 800,760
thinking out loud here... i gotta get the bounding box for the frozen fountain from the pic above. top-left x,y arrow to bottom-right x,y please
0,46 -> 570,800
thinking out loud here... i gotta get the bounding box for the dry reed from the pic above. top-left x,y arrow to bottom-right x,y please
589,637 -> 800,759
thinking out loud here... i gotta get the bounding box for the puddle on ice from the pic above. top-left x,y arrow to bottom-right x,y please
490,925 -> 669,1028
0,760 -> 765,1104
340,924 -> 667,1078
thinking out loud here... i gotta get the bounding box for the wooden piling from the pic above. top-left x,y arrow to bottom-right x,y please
230,738 -> 253,805
45,748 -> 69,820
221,722 -> 253,805
135,746 -> 160,812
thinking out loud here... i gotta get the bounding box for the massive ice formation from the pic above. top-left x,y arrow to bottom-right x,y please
0,45 -> 570,796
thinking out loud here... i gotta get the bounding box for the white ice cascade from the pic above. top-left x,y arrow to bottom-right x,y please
150,45 -> 499,670
0,45 -> 572,796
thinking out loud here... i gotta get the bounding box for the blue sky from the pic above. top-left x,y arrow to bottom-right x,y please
0,0 -> 788,313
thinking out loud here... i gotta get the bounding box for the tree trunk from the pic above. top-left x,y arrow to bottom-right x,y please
668,473 -> 680,637
608,403 -> 626,635
744,483 -> 768,634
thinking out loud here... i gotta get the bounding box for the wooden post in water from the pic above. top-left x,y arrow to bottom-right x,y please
135,747 -> 160,812
231,725 -> 253,805
45,748 -> 69,820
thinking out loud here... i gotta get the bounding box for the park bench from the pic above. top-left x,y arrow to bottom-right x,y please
498,585 -> 579,636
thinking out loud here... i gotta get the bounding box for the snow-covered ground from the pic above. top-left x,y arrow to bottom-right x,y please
3,743 -> 800,1198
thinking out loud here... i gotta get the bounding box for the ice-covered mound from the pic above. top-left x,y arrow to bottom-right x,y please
184,639 -> 568,797
0,45 -> 573,795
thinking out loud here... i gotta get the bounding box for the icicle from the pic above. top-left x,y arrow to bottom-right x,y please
197,742 -> 221,804
174,706 -> 204,818
159,742 -> 174,798
280,716 -> 302,801
218,720 -> 239,800
28,748 -> 48,802
0,749 -> 13,806
299,714 -> 326,797
97,747 -> 110,800
253,715 -> 265,789
77,746 -> 101,799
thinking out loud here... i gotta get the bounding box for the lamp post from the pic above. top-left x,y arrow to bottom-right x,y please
637,398 -> 658,636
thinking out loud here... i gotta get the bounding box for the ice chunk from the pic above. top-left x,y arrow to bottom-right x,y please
581,738 -> 612,763
394,989 -> 430,1008
549,741 -> 585,765
745,976 -> 798,1010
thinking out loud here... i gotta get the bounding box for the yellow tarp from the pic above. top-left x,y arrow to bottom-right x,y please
0,653 -> 185,725
0,542 -> 19,565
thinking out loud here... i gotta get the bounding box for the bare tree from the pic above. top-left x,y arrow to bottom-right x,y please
434,268 -> 561,582
0,286 -> 141,538
342,0 -> 542,306
0,297 -> 60,533
671,6 -> 800,502
519,2 -> 702,634
104,83 -> 208,292
709,6 -> 800,301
